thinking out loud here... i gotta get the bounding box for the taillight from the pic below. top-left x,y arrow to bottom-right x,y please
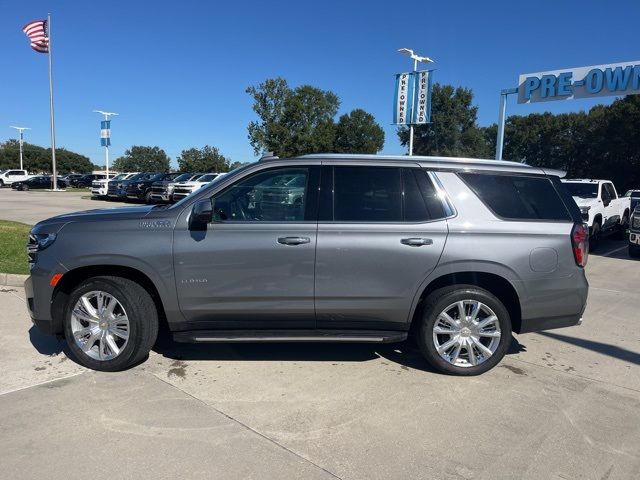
571,223 -> 589,267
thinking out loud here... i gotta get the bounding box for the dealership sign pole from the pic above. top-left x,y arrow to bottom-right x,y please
94,110 -> 118,177
496,60 -> 640,160
395,49 -> 434,155
9,126 -> 31,170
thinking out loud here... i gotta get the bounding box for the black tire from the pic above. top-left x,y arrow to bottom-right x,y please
22,185 -> 29,191
417,285 -> 512,376
63,276 -> 158,372
144,190 -> 153,204
616,213 -> 629,240
590,221 -> 601,252
630,244 -> 640,259
0,179 -> 4,187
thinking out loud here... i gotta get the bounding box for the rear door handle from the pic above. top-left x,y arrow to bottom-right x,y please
401,237 -> 433,247
278,236 -> 311,246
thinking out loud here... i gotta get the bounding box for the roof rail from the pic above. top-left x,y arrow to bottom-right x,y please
259,152 -> 279,162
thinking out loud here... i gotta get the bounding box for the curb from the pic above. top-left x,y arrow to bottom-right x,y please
0,273 -> 28,287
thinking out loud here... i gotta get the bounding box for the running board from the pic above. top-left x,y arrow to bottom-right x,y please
172,329 -> 408,344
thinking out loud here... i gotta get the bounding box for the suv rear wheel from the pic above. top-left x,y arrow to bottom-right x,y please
417,285 -> 512,375
63,276 -> 158,371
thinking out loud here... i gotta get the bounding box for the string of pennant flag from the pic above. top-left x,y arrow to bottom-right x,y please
393,70 -> 434,125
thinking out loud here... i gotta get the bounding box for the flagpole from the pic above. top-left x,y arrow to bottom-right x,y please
47,13 -> 58,190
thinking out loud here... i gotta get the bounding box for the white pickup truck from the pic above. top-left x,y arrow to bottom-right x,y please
562,179 -> 631,248
0,169 -> 32,186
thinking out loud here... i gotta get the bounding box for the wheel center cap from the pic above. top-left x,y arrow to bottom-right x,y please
460,327 -> 471,337
99,321 -> 108,330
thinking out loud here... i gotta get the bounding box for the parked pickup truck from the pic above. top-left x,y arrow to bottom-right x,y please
562,179 -> 630,249
0,169 -> 32,186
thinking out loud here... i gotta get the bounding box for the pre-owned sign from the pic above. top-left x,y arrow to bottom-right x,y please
518,61 -> 640,104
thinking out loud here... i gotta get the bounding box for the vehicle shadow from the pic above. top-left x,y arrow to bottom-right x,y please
153,334 -> 527,374
538,331 -> 640,365
28,325 -> 67,356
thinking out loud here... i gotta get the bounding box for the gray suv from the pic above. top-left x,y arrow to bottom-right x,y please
25,155 -> 589,375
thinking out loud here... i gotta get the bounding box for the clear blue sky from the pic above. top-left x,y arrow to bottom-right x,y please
1,0 -> 638,168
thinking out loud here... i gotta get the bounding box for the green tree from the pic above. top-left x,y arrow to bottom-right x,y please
177,145 -> 230,172
246,77 -> 340,157
0,140 -> 93,173
398,83 -> 490,158
113,146 -> 170,172
229,161 -> 250,170
334,109 -> 385,154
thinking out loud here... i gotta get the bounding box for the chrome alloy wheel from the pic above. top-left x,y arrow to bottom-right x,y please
70,291 -> 130,361
432,300 -> 501,368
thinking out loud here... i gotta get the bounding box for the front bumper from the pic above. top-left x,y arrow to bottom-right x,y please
24,274 -> 59,336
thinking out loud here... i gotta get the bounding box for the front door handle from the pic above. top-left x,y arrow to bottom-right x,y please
278,236 -> 311,246
401,237 -> 433,247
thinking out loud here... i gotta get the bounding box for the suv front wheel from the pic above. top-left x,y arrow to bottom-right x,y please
417,285 -> 512,375
63,276 -> 158,371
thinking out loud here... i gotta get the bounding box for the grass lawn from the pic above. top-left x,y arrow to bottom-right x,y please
0,220 -> 31,275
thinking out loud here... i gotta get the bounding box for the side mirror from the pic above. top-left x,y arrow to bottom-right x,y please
190,199 -> 213,229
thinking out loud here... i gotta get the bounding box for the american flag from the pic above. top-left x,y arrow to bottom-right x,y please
22,19 -> 49,53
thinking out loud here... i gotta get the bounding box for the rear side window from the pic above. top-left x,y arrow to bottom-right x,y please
459,173 -> 571,221
327,166 -> 447,222
333,167 -> 402,222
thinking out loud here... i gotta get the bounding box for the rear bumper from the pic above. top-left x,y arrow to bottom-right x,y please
516,268 -> 589,334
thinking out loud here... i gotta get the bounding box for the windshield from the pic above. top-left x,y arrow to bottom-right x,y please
564,183 -> 598,198
623,190 -> 640,198
172,173 -> 192,182
149,173 -> 166,181
111,173 -> 127,180
198,174 -> 218,182
126,173 -> 147,182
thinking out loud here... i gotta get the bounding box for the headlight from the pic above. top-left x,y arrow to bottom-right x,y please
28,233 -> 57,252
27,233 -> 57,268
579,206 -> 591,214
137,183 -> 145,189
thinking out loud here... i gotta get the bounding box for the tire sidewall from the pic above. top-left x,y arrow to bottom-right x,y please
418,286 -> 512,375
63,278 -> 144,371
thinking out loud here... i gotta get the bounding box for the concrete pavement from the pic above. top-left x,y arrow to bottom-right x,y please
0,188 -> 130,225
1,241 -> 639,480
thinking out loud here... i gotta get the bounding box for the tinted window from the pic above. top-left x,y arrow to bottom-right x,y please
460,173 -> 571,221
603,183 -> 617,199
334,167 -> 402,222
564,182 -> 598,198
213,167 -> 310,222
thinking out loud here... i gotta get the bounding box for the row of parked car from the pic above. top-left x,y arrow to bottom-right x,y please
91,171 -> 225,203
0,169 -> 117,190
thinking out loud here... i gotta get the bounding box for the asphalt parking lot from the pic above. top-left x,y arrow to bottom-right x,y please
0,191 -> 639,479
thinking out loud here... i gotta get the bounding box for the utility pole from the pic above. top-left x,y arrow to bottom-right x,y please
9,126 -> 31,170
93,110 -> 118,177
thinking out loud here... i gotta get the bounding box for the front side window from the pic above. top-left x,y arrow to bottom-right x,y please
460,173 -> 571,221
212,167 -> 311,222
603,183 -> 617,200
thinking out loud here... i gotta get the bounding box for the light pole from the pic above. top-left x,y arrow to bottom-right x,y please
398,48 -> 434,156
93,110 -> 118,177
9,126 -> 31,170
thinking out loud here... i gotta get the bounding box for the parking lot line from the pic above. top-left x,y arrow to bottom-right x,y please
0,371 -> 85,397
600,245 -> 628,257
